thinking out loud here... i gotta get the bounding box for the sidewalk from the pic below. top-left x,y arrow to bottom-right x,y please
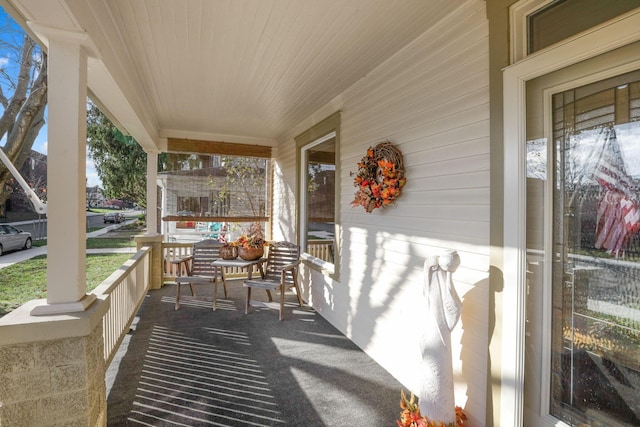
0,219 -> 138,270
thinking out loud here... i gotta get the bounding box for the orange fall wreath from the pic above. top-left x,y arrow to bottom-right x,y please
351,140 -> 406,213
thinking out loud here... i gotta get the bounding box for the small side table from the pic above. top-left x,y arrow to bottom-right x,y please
211,258 -> 273,305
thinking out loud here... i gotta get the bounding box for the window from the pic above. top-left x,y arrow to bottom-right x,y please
302,133 -> 336,263
295,112 -> 341,274
504,4 -> 640,425
528,0 -> 640,54
510,0 -> 640,63
524,59 -> 640,427
547,72 -> 640,427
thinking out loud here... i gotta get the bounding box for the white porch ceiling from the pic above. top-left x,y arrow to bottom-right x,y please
6,0 -> 463,150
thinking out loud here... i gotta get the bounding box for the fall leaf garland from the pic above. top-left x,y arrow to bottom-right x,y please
351,141 -> 406,213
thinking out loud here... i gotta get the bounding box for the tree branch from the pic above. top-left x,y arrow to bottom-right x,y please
0,35 -> 35,142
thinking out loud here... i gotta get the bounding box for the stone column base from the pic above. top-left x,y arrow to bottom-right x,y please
0,298 -> 109,426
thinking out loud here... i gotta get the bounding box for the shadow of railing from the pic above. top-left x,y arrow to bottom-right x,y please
130,325 -> 286,425
106,282 -> 404,426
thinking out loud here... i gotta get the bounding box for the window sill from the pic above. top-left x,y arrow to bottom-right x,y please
301,253 -> 334,276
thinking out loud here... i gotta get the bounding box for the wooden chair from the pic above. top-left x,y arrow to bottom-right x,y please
174,239 -> 226,310
243,241 -> 303,320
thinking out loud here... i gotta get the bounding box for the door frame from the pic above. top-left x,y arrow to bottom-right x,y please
501,9 -> 640,426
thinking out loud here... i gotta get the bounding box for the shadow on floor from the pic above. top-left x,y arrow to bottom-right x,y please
106,280 -> 404,426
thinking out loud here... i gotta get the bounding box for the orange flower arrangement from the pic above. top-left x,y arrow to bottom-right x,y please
236,234 -> 265,249
351,141 -> 406,213
236,223 -> 267,249
396,390 -> 467,427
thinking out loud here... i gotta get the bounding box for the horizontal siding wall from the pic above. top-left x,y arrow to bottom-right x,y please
274,1 -> 489,424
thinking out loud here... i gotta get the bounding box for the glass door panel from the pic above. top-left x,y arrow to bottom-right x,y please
526,70 -> 640,426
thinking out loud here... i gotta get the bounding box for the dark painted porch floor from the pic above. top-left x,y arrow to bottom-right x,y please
106,279 -> 405,426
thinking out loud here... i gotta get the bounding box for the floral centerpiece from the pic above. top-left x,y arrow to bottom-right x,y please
351,141 -> 406,213
396,390 -> 467,427
236,223 -> 267,260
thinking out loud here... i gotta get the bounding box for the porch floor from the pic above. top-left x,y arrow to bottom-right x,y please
106,279 -> 404,426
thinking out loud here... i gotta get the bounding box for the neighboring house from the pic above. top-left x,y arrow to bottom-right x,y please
86,185 -> 105,208
0,1 -> 639,427
103,198 -> 126,210
161,162 -> 266,218
158,153 -> 268,238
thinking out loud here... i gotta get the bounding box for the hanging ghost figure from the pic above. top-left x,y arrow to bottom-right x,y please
418,250 -> 462,424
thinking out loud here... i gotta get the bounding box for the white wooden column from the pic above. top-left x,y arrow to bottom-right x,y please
161,181 -> 168,236
32,36 -> 95,315
146,151 -> 158,235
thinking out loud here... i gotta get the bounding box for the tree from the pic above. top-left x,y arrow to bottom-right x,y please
208,156 -> 267,217
86,102 -> 147,207
0,29 -> 47,217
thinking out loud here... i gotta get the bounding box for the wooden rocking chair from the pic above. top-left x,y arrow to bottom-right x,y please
243,241 -> 303,320
174,239 -> 226,310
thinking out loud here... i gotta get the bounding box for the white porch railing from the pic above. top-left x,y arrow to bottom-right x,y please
162,242 -> 263,282
307,239 -> 334,263
162,242 -> 194,282
161,240 -> 335,283
92,246 -> 152,366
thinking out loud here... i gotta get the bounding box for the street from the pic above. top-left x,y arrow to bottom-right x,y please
9,211 -> 133,240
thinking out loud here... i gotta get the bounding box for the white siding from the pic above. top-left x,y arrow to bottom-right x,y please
274,1 -> 489,424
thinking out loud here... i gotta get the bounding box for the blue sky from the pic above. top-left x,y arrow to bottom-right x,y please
0,7 -> 101,187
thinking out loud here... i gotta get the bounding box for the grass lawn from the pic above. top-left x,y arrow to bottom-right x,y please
33,237 -> 136,249
88,208 -> 125,214
0,252 -> 132,316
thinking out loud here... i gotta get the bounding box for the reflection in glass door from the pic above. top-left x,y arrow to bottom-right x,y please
527,71 -> 640,426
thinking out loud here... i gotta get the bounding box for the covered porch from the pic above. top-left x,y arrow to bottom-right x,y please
1,0 -> 638,425
1,1 -> 488,425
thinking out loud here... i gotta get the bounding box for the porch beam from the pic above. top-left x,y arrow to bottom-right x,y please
162,215 -> 269,223
167,138 -> 272,158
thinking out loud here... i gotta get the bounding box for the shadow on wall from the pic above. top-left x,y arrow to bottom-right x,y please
483,265 -> 504,427
299,212 -> 496,426
314,225 -> 415,350
460,274 -> 493,427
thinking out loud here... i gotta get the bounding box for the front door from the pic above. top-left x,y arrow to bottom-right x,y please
525,58 -> 640,426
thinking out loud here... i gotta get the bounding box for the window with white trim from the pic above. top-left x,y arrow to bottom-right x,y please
295,112 -> 340,275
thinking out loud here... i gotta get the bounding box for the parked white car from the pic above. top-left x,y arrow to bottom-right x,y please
0,224 -> 32,256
